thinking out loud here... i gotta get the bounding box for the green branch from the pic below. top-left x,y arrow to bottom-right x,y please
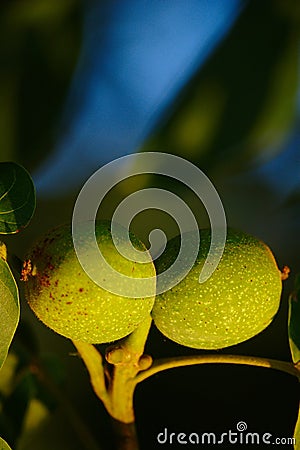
72,316 -> 152,420
72,340 -> 110,410
73,318 -> 153,450
134,354 -> 300,384
104,315 -> 152,423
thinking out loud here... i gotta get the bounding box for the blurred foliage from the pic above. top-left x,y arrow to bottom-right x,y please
143,0 -> 300,175
0,326 -> 83,450
0,0 -> 300,449
0,0 -> 82,171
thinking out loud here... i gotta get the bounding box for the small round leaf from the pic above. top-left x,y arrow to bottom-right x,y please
0,162 -> 35,234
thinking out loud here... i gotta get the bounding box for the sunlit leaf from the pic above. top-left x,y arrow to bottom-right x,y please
0,247 -> 19,370
0,162 -> 35,234
288,275 -> 300,364
0,437 -> 12,450
293,402 -> 300,449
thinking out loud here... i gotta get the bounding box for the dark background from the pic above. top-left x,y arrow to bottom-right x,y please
0,0 -> 300,449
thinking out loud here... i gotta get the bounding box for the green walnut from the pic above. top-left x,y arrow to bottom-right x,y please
152,229 -> 283,350
23,221 -> 156,344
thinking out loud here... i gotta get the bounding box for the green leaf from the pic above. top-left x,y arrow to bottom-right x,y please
0,248 -> 19,370
0,437 -> 12,450
288,275 -> 300,364
293,402 -> 300,449
0,162 -> 35,234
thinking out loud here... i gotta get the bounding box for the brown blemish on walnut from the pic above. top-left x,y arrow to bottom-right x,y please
41,280 -> 50,287
39,273 -> 51,287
